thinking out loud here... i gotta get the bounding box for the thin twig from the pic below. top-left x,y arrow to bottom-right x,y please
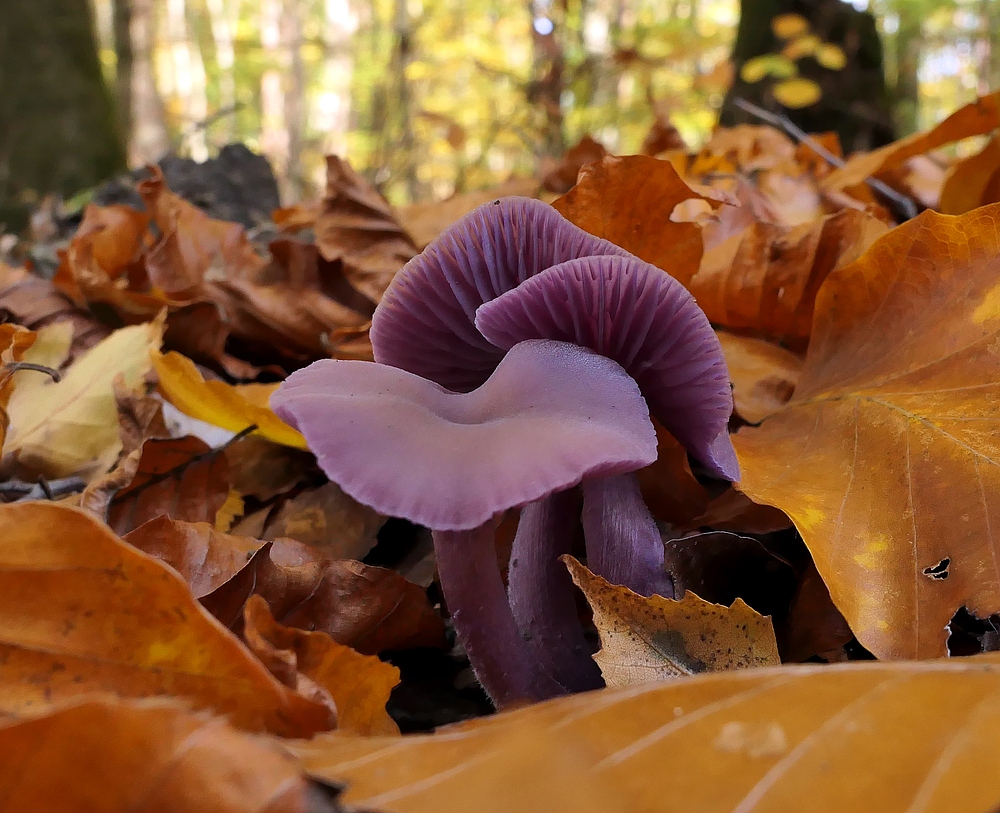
0,476 -> 86,503
109,423 -> 258,505
734,98 -> 919,221
3,362 -> 61,382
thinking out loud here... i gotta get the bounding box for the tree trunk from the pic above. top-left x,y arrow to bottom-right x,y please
892,9 -> 921,136
121,0 -> 170,165
720,0 -> 896,152
0,0 -> 127,229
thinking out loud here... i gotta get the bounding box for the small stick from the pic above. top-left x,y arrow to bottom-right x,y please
734,97 -> 919,221
3,362 -> 61,382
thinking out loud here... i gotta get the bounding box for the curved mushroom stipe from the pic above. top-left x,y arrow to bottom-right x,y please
581,472 -> 675,598
271,339 -> 657,532
434,523 -> 564,707
508,491 -> 603,693
371,197 -> 628,392
475,254 -> 739,481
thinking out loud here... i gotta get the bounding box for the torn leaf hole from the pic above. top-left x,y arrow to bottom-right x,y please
922,558 -> 950,580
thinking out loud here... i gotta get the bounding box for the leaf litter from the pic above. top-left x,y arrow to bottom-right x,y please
3,98 -> 1000,810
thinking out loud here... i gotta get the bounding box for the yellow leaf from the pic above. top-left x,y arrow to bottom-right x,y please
781,34 -> 820,60
773,77 -> 822,109
771,12 -> 810,39
153,350 -> 307,449
740,54 -> 798,83
563,556 -> 779,687
4,320 -> 162,479
816,42 -> 848,70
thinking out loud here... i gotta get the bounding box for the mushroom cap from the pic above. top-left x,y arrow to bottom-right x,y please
475,255 -> 738,480
270,340 -> 657,531
370,197 -> 628,392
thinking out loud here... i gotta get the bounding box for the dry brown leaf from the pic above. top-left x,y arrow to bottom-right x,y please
734,203 -> 1000,659
106,435 -> 232,535
225,435 -> 315,501
244,595 -> 401,736
0,502 -> 334,735
315,156 -> 418,304
294,656 -> 1000,813
717,332 -> 802,423
553,154 -> 726,285
564,556 -> 779,687
260,482 -> 385,561
688,488 -> 793,536
938,134 -> 1000,215
823,92 -> 1000,192
3,319 -> 163,480
541,134 -> 609,193
783,561 -> 854,662
0,698 -> 337,813
0,267 -> 111,358
212,554 -> 447,655
693,209 -> 889,341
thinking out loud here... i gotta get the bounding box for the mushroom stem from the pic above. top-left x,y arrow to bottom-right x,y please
508,491 -> 603,693
433,523 -> 565,708
580,472 -> 674,598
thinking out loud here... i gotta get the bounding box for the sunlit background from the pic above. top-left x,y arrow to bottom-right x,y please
88,0 -> 999,205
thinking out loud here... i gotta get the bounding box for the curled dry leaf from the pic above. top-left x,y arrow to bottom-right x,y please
635,418 -> 708,524
0,502 -> 334,736
552,154 -> 728,285
295,655 -> 1000,813
244,595 -> 401,736
0,698 -> 340,813
106,434 -> 232,535
154,350 -> 306,448
315,155 -> 419,305
823,91 -> 1000,194
734,204 -> 1000,659
717,332 -> 802,423
938,133 -> 1000,215
541,134 -> 609,194
563,556 -> 780,687
694,209 -> 889,342
3,318 -> 163,480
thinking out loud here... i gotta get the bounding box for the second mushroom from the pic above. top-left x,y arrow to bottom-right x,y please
271,198 -> 738,709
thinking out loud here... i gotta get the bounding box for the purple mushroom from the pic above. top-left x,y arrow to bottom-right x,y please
271,198 -> 738,708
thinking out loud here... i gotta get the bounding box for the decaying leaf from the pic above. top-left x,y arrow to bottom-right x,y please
734,204 -> 1000,659
564,556 -> 780,687
3,319 -> 163,479
244,595 -> 401,736
0,698 -> 338,813
154,350 -> 306,448
938,133 -> 1000,215
0,502 -> 334,736
635,418 -> 708,523
294,656 -> 1000,813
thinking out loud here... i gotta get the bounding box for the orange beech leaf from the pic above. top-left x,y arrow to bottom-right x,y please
717,332 -> 802,423
823,92 -> 1000,193
0,698 -> 336,813
938,134 -> 1000,215
0,502 -> 334,736
694,209 -> 888,341
105,434 -> 232,536
293,656 -> 1000,813
315,156 -> 418,305
564,556 -> 779,687
553,154 -> 729,285
154,350 -> 307,449
244,595 -> 401,736
733,204 -> 1000,659
0,324 -> 36,449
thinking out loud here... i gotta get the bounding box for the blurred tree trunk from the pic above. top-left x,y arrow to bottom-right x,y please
0,0 -> 127,229
115,0 -> 170,165
166,0 -> 208,160
321,0 -> 357,160
528,0 -> 566,162
390,0 -> 420,202
720,0 -> 896,152
892,8 -> 921,136
205,0 -> 241,143
282,0 -> 306,199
